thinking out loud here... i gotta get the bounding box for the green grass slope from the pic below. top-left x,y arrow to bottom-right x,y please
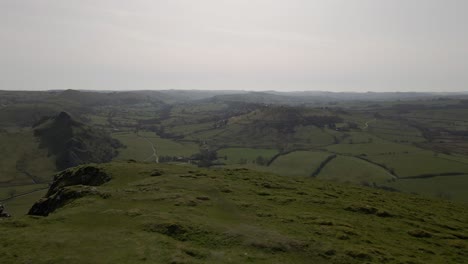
0,130 -> 56,184
317,156 -> 395,185
1,162 -> 467,264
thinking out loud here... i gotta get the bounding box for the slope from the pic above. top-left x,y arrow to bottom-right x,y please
0,162 -> 466,264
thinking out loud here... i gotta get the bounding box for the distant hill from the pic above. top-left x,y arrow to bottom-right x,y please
53,89 -> 167,107
206,92 -> 306,105
199,91 -> 463,106
33,112 -> 122,170
0,162 -> 466,263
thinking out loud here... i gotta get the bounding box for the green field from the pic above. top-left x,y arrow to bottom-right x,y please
317,156 -> 395,185
368,119 -> 425,142
325,138 -> 420,156
386,175 -> 468,203
112,131 -> 199,161
139,132 -> 199,157
112,132 -> 154,161
369,152 -> 468,178
0,183 -> 48,201
267,151 -> 331,177
165,122 -> 215,137
291,126 -> 336,147
0,131 -> 56,184
2,189 -> 47,216
0,131 -> 55,217
217,147 -> 278,165
86,114 -> 110,126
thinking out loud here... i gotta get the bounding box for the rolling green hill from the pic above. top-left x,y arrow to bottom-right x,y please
33,112 -> 123,170
1,162 -> 466,264
2,90 -> 468,213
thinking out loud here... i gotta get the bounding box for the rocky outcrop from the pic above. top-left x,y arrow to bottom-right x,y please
28,166 -> 111,216
46,166 -> 111,196
0,204 -> 11,218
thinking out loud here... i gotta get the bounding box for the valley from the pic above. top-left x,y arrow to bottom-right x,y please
2,2 -> 467,262
1,90 -> 468,263
2,90 -> 468,216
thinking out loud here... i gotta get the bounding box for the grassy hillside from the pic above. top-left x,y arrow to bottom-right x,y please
1,162 -> 466,264
0,130 -> 56,185
85,95 -> 468,203
2,90 -> 468,207
34,112 -> 122,170
316,156 -> 395,185
266,151 -> 331,177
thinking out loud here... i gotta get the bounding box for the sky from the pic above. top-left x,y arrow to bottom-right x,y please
1,0 -> 467,92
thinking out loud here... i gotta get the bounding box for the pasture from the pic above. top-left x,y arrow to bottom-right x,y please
316,155 -> 395,185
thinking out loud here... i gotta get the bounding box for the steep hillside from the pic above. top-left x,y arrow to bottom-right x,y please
33,112 -> 122,170
0,162 -> 466,263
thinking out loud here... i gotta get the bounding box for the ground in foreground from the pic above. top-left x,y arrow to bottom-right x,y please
0,162 -> 467,264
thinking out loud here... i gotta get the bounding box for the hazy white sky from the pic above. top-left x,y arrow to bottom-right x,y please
1,0 -> 467,92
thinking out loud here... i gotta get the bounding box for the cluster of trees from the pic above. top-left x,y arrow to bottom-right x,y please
303,115 -> 344,128
192,148 -> 218,167
238,156 -> 268,166
258,115 -> 344,134
158,156 -> 188,163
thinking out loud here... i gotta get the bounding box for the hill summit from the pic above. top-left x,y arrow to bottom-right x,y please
1,162 -> 466,263
33,112 -> 122,170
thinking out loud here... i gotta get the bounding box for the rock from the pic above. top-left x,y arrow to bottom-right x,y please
346,250 -> 372,260
144,222 -> 190,241
46,166 -> 111,196
29,185 -> 109,216
376,210 -> 393,217
28,166 -> 111,216
0,204 -> 11,218
150,170 -> 163,177
408,230 -> 432,238
345,205 -> 378,214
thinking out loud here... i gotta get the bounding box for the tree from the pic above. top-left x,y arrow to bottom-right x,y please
193,148 -> 218,167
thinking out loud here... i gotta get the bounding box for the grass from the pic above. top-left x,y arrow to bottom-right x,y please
325,137 -> 422,156
2,189 -> 47,216
0,162 -> 466,263
369,151 -> 468,178
317,155 -> 395,185
0,183 -> 48,201
112,131 -> 199,161
368,119 -> 425,143
165,122 -> 215,137
187,123 -> 281,148
385,174 -> 468,203
139,131 -> 199,157
112,132 -> 154,161
291,126 -> 335,147
217,147 -> 279,165
266,151 -> 331,177
0,130 -> 56,184
86,114 -> 110,126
